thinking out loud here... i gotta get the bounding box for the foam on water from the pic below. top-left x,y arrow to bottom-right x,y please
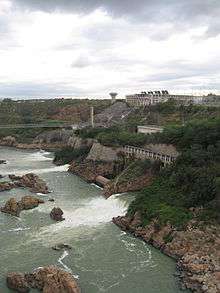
90,183 -> 103,190
58,250 -> 72,273
36,195 -> 127,238
8,227 -> 30,232
26,150 -> 52,162
8,164 -> 69,176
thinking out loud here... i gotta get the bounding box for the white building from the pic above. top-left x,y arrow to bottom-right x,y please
137,125 -> 163,134
126,90 -> 202,107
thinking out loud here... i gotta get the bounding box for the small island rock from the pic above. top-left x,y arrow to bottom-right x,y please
50,207 -> 65,221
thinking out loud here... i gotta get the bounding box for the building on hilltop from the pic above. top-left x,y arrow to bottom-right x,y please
126,90 -> 202,107
137,125 -> 164,134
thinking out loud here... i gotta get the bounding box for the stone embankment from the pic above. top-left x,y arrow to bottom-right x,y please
7,265 -> 80,293
113,213 -> 220,293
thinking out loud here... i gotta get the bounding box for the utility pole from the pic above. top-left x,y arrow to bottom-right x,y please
90,106 -> 94,128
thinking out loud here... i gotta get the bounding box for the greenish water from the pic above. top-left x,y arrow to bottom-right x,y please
0,147 -> 187,293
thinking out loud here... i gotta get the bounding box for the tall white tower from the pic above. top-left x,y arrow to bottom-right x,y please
109,92 -> 118,104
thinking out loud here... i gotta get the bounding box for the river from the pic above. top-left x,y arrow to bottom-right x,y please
0,147 -> 187,293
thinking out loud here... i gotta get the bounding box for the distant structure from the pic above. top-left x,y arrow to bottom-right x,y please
126,90 -> 202,107
90,106 -> 94,128
109,92 -> 118,104
137,125 -> 163,134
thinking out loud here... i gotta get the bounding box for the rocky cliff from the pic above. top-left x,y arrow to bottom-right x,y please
86,142 -> 120,162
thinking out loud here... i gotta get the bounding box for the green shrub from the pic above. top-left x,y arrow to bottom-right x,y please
54,146 -> 90,164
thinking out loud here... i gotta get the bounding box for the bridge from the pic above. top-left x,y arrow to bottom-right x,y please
124,145 -> 178,165
0,123 -> 79,129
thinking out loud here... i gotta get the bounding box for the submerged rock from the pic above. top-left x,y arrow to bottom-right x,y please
52,243 -> 72,251
7,266 -> 80,293
1,196 -> 44,217
48,198 -> 55,202
50,207 -> 65,221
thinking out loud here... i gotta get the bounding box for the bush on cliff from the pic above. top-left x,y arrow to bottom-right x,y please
53,146 -> 90,164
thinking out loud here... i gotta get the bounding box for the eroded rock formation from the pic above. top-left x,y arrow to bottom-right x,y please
7,173 -> 49,194
7,266 -> 80,293
1,196 -> 44,217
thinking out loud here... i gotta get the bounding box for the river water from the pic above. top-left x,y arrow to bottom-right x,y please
0,147 -> 187,293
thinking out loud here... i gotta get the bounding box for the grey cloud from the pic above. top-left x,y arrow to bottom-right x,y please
71,54 -> 92,68
12,0 -> 220,38
0,82 -> 88,98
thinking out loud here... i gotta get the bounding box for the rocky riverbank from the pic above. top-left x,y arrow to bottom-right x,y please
113,213 -> 220,293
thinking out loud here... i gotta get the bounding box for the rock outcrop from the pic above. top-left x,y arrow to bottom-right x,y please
7,266 -> 80,293
9,173 -> 49,194
0,136 -> 17,147
86,142 -> 120,162
104,174 -> 153,198
113,215 -> 220,293
69,160 -> 116,183
18,173 -> 49,194
1,198 -> 21,217
94,101 -> 132,126
33,130 -> 74,145
7,272 -> 30,293
0,181 -> 14,192
50,207 -> 65,221
1,196 -> 44,217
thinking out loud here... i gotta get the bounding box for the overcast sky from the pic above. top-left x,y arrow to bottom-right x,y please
0,0 -> 220,98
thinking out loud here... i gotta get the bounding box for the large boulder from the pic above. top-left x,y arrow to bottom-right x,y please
1,198 -> 21,217
50,207 -> 65,221
0,159 -> 6,164
7,272 -> 30,293
7,266 -> 80,293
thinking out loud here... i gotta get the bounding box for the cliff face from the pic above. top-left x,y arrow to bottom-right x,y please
86,142 -> 120,162
68,160 -> 116,183
68,142 -> 123,184
33,130 -> 74,145
103,174 -> 153,198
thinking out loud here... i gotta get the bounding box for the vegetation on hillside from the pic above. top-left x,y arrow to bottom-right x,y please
0,98 -> 110,141
53,146 -> 91,164
127,118 -> 220,228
